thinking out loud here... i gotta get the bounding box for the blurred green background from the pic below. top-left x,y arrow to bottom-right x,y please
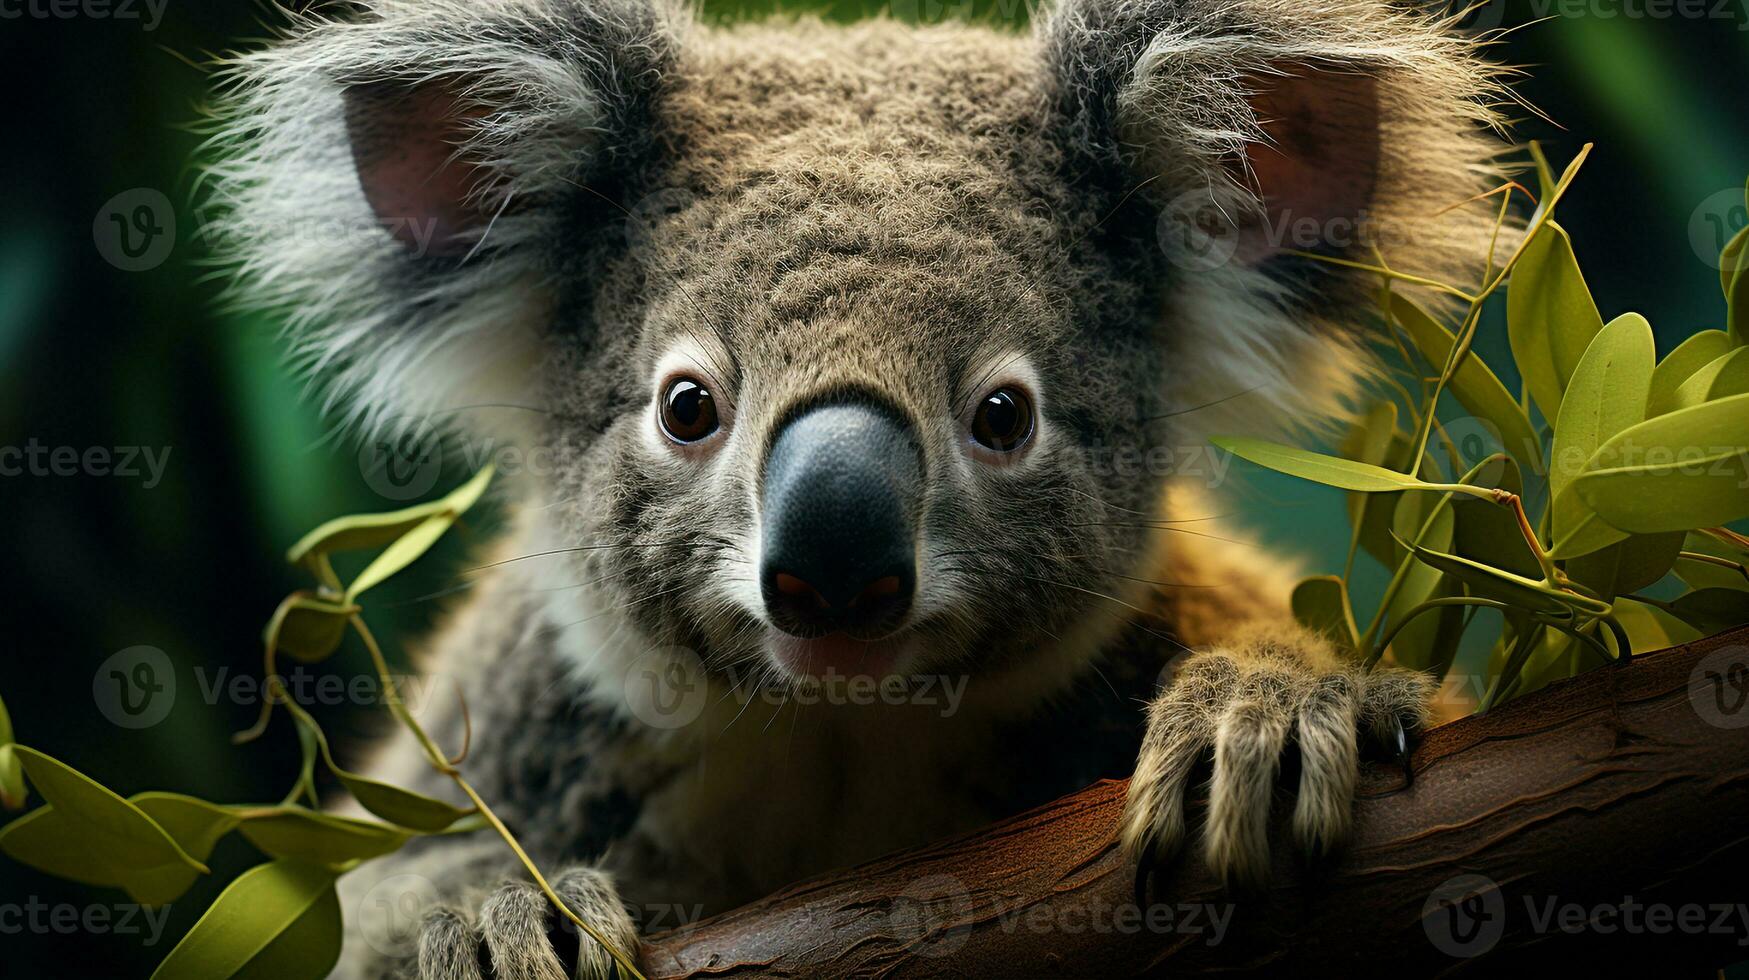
0,1 -> 1746,975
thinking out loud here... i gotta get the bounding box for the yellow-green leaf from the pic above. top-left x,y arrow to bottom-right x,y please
0,696 -> 24,810
1672,347 -> 1749,409
234,806 -> 409,867
1547,314 -> 1655,559
1212,438 -> 1444,494
1392,294 -> 1542,470
1508,221 -> 1606,423
1613,598 -> 1702,652
150,860 -> 341,980
1451,456 -> 1540,577
126,793 -> 242,905
1649,330 -> 1734,418
1722,222 -> 1749,301
263,593 -> 359,665
1574,393 -> 1749,533
1291,576 -> 1359,654
1674,532 -> 1749,592
1564,533 -> 1684,604
1665,589 -> 1749,636
0,747 -> 208,905
1404,540 -> 1607,618
345,513 -> 452,604
287,464 -> 493,577
333,771 -> 471,834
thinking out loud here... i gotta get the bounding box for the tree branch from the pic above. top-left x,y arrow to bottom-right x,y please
639,627 -> 1749,975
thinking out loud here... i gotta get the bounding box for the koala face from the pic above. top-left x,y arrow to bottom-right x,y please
208,1 -> 1507,691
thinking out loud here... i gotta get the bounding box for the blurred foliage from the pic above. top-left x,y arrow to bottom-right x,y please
1,1 -> 1747,975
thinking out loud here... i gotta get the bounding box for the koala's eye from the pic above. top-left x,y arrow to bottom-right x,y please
660,377 -> 720,444
970,387 -> 1034,454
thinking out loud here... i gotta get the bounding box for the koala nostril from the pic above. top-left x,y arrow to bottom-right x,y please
759,400 -> 922,641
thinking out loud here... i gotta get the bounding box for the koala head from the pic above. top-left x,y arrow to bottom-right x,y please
207,0 -> 1507,696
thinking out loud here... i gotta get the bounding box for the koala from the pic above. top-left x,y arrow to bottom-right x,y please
204,1 -> 1510,976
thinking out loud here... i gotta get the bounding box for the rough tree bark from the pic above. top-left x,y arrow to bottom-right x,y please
637,627 -> 1749,977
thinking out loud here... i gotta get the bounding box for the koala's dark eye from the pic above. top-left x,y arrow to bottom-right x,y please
970,387 -> 1034,454
660,377 -> 720,444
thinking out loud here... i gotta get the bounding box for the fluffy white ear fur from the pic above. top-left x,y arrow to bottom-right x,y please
1043,0 -> 1516,435
201,0 -> 679,443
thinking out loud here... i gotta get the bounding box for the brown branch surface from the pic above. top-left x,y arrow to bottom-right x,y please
639,628 -> 1749,976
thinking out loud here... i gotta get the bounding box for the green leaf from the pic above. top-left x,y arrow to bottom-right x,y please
1451,456 -> 1540,577
1507,221 -> 1606,423
1730,182 -> 1749,347
1574,393 -> 1749,533
0,695 -> 24,810
1292,576 -> 1359,654
1382,491 -> 1456,651
1547,314 -> 1656,559
1564,532 -> 1684,604
234,806 -> 409,867
263,592 -> 359,665
341,465 -> 495,603
1212,437 -> 1445,493
126,793 -> 242,904
1665,589 -> 1749,636
1672,347 -> 1749,409
1723,223 -> 1749,301
1392,294 -> 1542,470
333,771 -> 471,834
1402,540 -> 1606,618
1613,598 -> 1703,653
1648,330 -> 1734,418
150,860 -> 341,980
1675,532 -> 1749,592
0,747 -> 208,905
1339,401 -> 1400,563
286,464 -> 493,586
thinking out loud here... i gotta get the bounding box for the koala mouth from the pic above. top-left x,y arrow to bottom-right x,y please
765,630 -> 917,681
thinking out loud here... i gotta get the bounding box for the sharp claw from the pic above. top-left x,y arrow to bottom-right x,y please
1391,715 -> 1414,789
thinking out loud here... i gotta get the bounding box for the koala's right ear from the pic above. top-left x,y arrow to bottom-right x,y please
203,0 -> 681,437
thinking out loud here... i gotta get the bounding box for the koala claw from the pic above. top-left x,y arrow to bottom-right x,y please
1121,630 -> 1433,894
415,868 -> 637,980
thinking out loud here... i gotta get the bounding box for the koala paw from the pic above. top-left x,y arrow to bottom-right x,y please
1121,628 -> 1433,895
415,867 -> 638,980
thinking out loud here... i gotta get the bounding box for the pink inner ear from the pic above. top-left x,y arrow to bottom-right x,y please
343,79 -> 490,257
1239,67 -> 1381,262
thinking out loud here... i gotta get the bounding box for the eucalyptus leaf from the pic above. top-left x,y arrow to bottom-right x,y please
263,592 -> 359,665
0,747 -> 208,905
1291,576 -> 1359,653
1723,223 -> 1749,301
1382,492 -> 1456,655
234,806 -> 409,867
1648,330 -> 1733,418
1507,221 -> 1606,423
127,793 -> 242,905
1392,293 -> 1542,470
1212,437 -> 1445,494
1665,589 -> 1749,635
1451,455 -> 1539,577
344,513 -> 453,604
1613,598 -> 1703,652
1672,347 -> 1749,408
287,464 -> 493,581
1564,532 -> 1684,604
1574,393 -> 1749,533
1403,539 -> 1601,618
1339,402 -> 1400,563
1548,314 -> 1655,559
150,860 -> 341,980
1731,204 -> 1749,347
0,696 -> 23,810
333,770 -> 471,834
1675,532 -> 1749,592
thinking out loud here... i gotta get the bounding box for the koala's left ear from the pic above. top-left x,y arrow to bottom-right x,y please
1043,0 -> 1509,275
204,0 -> 681,438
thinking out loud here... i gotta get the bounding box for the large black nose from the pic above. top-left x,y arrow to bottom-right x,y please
760,402 -> 921,639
